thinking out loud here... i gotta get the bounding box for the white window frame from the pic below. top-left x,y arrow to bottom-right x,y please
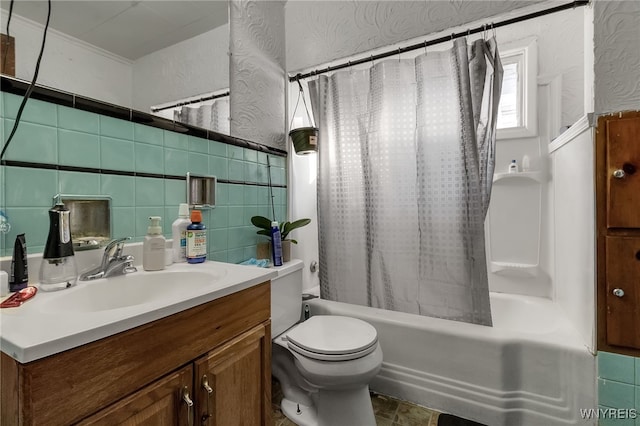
497,37 -> 538,140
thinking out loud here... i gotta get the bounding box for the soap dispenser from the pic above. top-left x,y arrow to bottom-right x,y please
143,216 -> 166,271
39,203 -> 78,291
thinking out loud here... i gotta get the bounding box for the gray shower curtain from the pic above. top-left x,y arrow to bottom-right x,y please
309,38 -> 502,326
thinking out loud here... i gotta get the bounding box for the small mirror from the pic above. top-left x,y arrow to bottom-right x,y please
0,0 -> 230,133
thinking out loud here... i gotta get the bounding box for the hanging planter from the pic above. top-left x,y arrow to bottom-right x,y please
289,126 -> 318,154
290,76 -> 318,155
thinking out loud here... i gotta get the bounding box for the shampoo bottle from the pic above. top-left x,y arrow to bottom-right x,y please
186,210 -> 207,264
508,159 -> 518,173
143,216 -> 166,271
271,221 -> 283,267
172,203 -> 190,263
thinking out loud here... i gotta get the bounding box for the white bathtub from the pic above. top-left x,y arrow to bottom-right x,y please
305,292 -> 596,426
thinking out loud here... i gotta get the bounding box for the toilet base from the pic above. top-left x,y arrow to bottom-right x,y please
281,386 -> 376,426
316,386 -> 376,426
282,398 -> 318,426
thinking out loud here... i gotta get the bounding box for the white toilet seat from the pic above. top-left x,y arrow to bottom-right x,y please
285,315 -> 378,362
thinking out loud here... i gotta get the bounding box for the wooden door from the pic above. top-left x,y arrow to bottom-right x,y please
77,365 -> 194,426
194,323 -> 271,426
605,237 -> 640,349
607,117 -> 640,228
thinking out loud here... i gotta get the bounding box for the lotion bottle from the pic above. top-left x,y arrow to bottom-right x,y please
172,203 -> 190,263
143,216 -> 166,271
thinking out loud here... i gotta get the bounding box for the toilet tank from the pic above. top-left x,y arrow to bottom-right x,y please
271,259 -> 304,339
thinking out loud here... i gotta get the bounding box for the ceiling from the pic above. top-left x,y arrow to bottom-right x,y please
0,1 -> 229,60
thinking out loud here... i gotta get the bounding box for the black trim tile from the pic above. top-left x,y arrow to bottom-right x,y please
58,164 -> 101,174
131,110 -> 177,132
100,168 -> 136,177
177,121 -> 208,139
1,76 -> 74,108
75,95 -> 130,121
134,171 -> 166,179
1,159 -> 58,170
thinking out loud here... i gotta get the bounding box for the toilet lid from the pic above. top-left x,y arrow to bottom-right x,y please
286,316 -> 378,360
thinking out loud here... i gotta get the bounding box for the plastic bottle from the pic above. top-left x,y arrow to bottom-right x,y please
187,210 -> 207,264
0,270 -> 8,297
143,216 -> 166,271
271,221 -> 283,267
522,155 -> 531,172
508,159 -> 518,173
172,203 -> 191,263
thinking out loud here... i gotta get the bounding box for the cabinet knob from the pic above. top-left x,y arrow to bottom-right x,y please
612,288 -> 625,298
613,169 -> 625,179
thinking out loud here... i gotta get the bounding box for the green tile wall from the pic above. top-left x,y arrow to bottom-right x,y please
598,351 -> 640,426
0,92 -> 288,263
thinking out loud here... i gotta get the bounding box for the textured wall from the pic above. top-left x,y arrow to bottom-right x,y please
285,1 -> 541,72
132,24 -> 229,113
594,0 -> 640,113
229,0 -> 287,150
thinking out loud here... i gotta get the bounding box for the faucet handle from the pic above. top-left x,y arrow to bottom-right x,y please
103,237 -> 131,263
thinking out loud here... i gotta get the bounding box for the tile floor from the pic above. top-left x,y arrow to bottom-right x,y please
272,379 -> 440,426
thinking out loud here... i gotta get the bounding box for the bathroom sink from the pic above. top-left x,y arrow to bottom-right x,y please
40,269 -> 227,313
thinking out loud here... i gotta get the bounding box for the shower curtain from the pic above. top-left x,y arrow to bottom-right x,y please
309,38 -> 502,326
175,97 -> 230,134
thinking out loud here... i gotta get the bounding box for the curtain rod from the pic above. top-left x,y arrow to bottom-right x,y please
289,0 -> 589,82
151,91 -> 230,112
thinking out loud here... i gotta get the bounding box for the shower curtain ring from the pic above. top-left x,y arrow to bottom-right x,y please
398,48 -> 401,62
424,40 -> 428,54
491,23 -> 497,38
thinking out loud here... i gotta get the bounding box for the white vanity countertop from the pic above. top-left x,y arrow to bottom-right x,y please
0,261 -> 277,363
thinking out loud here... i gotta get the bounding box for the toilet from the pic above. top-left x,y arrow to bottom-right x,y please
271,259 -> 383,426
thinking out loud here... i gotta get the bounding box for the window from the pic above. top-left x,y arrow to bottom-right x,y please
497,37 -> 537,139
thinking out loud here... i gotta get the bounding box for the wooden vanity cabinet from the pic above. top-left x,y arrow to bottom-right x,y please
0,282 -> 272,426
194,324 -> 271,425
597,111 -> 640,356
77,365 -> 194,426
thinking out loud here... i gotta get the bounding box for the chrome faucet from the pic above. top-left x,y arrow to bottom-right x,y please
79,237 -> 137,281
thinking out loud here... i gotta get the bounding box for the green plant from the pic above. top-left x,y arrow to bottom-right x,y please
250,216 -> 311,244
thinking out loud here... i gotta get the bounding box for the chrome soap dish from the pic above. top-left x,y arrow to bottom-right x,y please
186,173 -> 216,209
52,194 -> 112,251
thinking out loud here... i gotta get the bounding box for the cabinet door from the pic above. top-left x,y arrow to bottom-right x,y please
194,323 -> 271,426
607,117 -> 640,228
78,365 -> 194,426
605,236 -> 640,349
